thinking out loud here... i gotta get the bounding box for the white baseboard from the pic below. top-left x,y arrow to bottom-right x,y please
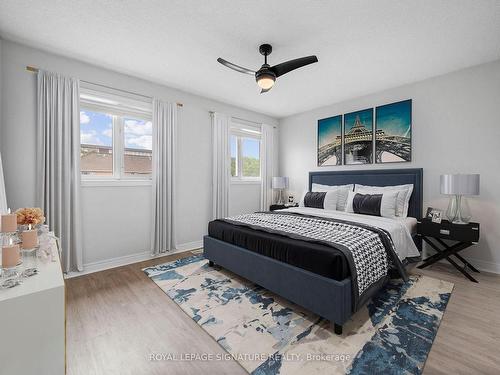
175,240 -> 203,252
423,246 -> 500,275
434,257 -> 500,275
454,257 -> 500,274
65,240 -> 203,279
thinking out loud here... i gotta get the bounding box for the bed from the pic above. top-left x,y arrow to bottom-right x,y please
203,168 -> 423,334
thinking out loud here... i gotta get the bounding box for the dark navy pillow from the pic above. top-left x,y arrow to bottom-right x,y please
352,193 -> 383,216
303,192 -> 326,209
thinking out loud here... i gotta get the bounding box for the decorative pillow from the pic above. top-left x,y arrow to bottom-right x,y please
354,184 -> 414,217
353,194 -> 384,216
345,191 -> 398,218
303,192 -> 326,209
311,183 -> 354,211
302,190 -> 338,210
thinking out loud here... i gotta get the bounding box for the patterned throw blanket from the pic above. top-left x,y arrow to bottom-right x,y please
223,211 -> 408,311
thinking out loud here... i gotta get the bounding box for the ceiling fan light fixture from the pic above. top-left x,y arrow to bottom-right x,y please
256,71 -> 276,90
218,43 -> 318,94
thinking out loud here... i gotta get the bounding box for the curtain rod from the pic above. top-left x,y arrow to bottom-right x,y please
26,66 -> 183,107
209,111 -> 277,129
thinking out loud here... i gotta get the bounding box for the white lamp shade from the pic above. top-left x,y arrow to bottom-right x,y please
272,176 -> 288,189
440,174 -> 480,195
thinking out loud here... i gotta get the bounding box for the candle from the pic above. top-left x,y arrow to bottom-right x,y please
2,243 -> 20,268
21,224 -> 38,249
1,208 -> 17,233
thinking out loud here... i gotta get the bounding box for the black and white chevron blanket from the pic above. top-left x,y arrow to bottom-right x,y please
223,211 -> 407,311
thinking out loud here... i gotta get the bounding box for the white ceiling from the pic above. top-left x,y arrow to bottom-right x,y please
1,1 -> 500,118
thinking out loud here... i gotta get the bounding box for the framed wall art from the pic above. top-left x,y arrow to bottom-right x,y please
343,108 -> 373,165
375,99 -> 412,163
317,115 -> 343,166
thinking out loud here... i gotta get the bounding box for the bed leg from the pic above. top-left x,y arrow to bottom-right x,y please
208,260 -> 214,267
334,323 -> 343,335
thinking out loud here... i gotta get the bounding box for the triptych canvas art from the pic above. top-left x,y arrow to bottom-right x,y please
317,99 -> 412,166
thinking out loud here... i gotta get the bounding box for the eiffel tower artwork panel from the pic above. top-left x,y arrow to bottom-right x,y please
344,108 -> 374,165
375,99 -> 412,163
317,114 -> 342,166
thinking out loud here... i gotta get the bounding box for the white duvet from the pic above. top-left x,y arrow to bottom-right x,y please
280,207 -> 421,261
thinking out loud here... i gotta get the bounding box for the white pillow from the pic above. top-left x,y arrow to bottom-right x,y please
323,190 -> 339,211
298,189 -> 308,207
299,190 -> 338,210
354,184 -> 413,217
311,183 -> 354,211
345,190 -> 399,218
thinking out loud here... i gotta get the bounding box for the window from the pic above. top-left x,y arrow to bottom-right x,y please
230,124 -> 261,181
80,89 -> 153,181
123,118 -> 153,176
80,110 -> 114,176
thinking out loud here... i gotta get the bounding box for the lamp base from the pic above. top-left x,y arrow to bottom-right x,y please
276,189 -> 284,205
446,194 -> 472,224
451,218 -> 469,225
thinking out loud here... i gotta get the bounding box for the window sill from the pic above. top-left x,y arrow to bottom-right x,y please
230,179 -> 262,185
81,179 -> 152,187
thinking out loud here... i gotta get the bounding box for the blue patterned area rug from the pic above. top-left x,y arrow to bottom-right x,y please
143,255 -> 453,375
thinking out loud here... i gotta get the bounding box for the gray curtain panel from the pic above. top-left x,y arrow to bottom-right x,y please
211,112 -> 230,219
37,70 -> 83,272
0,152 -> 7,214
260,123 -> 275,211
151,99 -> 177,254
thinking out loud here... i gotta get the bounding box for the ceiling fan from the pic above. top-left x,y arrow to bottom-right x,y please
217,44 -> 318,93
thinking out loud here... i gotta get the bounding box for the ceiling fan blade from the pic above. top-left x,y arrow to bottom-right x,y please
217,58 -> 255,75
270,56 -> 318,77
260,87 -> 272,94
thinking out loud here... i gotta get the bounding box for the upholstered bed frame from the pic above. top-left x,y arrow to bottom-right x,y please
203,168 -> 423,334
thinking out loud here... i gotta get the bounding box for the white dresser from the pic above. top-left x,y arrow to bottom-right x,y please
0,237 -> 65,375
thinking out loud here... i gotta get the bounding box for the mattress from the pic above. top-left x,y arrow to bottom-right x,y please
208,219 -> 350,280
208,208 -> 420,282
285,207 -> 421,260
400,217 -> 418,235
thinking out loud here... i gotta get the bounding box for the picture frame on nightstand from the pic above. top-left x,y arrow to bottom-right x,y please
431,210 -> 443,224
426,207 -> 443,222
425,207 -> 435,219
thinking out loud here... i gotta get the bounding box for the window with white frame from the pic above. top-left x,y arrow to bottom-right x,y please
79,88 -> 153,180
230,122 -> 261,181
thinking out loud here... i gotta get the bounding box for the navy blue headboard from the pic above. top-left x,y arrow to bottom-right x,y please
309,168 -> 423,219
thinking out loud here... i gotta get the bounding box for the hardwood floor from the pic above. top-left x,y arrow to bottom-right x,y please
412,263 -> 500,375
66,252 -> 500,375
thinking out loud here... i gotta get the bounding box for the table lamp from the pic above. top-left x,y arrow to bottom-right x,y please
272,177 -> 289,205
440,174 -> 480,224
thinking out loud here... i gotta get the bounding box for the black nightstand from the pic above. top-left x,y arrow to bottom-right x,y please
270,204 -> 298,211
417,218 -> 480,282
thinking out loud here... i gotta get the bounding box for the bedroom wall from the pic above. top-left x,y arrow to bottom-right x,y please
0,40 -> 278,270
229,183 -> 261,216
279,59 -> 500,273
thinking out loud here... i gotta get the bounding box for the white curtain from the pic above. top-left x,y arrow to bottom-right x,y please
0,152 -> 7,213
151,99 -> 177,254
37,70 -> 83,272
211,112 -> 230,219
260,124 -> 275,211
